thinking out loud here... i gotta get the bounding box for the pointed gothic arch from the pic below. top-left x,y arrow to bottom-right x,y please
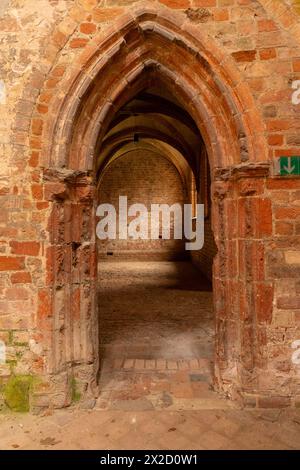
26,7 -> 273,408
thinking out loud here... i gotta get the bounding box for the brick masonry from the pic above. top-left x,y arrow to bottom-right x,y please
98,148 -> 187,260
0,0 -> 299,410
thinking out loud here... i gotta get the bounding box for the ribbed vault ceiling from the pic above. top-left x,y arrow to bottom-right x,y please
96,88 -> 204,187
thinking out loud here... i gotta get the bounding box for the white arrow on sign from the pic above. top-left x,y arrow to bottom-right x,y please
283,159 -> 295,174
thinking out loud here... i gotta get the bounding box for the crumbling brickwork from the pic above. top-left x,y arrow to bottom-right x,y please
0,0 -> 300,411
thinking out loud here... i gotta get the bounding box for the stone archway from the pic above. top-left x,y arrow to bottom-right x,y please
28,8 -> 273,408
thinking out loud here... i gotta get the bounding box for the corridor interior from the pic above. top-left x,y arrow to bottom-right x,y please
97,260 -> 223,411
95,87 -> 228,411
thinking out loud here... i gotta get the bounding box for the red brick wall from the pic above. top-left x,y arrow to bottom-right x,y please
98,149 -> 187,260
0,0 -> 300,409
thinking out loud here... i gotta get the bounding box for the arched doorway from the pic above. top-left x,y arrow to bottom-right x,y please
30,9 -> 271,408
95,88 -> 217,407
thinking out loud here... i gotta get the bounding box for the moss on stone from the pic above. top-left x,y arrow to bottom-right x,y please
4,375 -> 35,412
71,377 -> 81,403
7,360 -> 17,372
8,331 -> 13,345
15,351 -> 23,360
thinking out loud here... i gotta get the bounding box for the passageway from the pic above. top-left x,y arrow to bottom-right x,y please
99,261 -> 213,361
96,261 -> 227,410
95,80 -> 219,408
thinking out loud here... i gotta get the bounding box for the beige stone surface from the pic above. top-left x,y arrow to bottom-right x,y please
1,407 -> 300,450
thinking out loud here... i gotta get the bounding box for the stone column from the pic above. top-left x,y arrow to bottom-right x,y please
212,163 -> 272,406
40,169 -> 98,408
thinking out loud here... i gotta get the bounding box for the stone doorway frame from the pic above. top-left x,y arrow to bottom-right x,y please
26,7 -> 272,408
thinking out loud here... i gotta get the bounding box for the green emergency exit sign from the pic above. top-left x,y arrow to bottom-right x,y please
275,156 -> 300,176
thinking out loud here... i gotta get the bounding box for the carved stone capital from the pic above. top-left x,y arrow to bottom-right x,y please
43,168 -> 95,202
214,162 -> 270,182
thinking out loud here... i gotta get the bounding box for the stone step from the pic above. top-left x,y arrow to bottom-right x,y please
101,357 -> 213,372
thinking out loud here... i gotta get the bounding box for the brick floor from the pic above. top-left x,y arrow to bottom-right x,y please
98,261 -> 216,411
1,408 -> 300,450
99,261 -> 213,361
1,261 -> 299,450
